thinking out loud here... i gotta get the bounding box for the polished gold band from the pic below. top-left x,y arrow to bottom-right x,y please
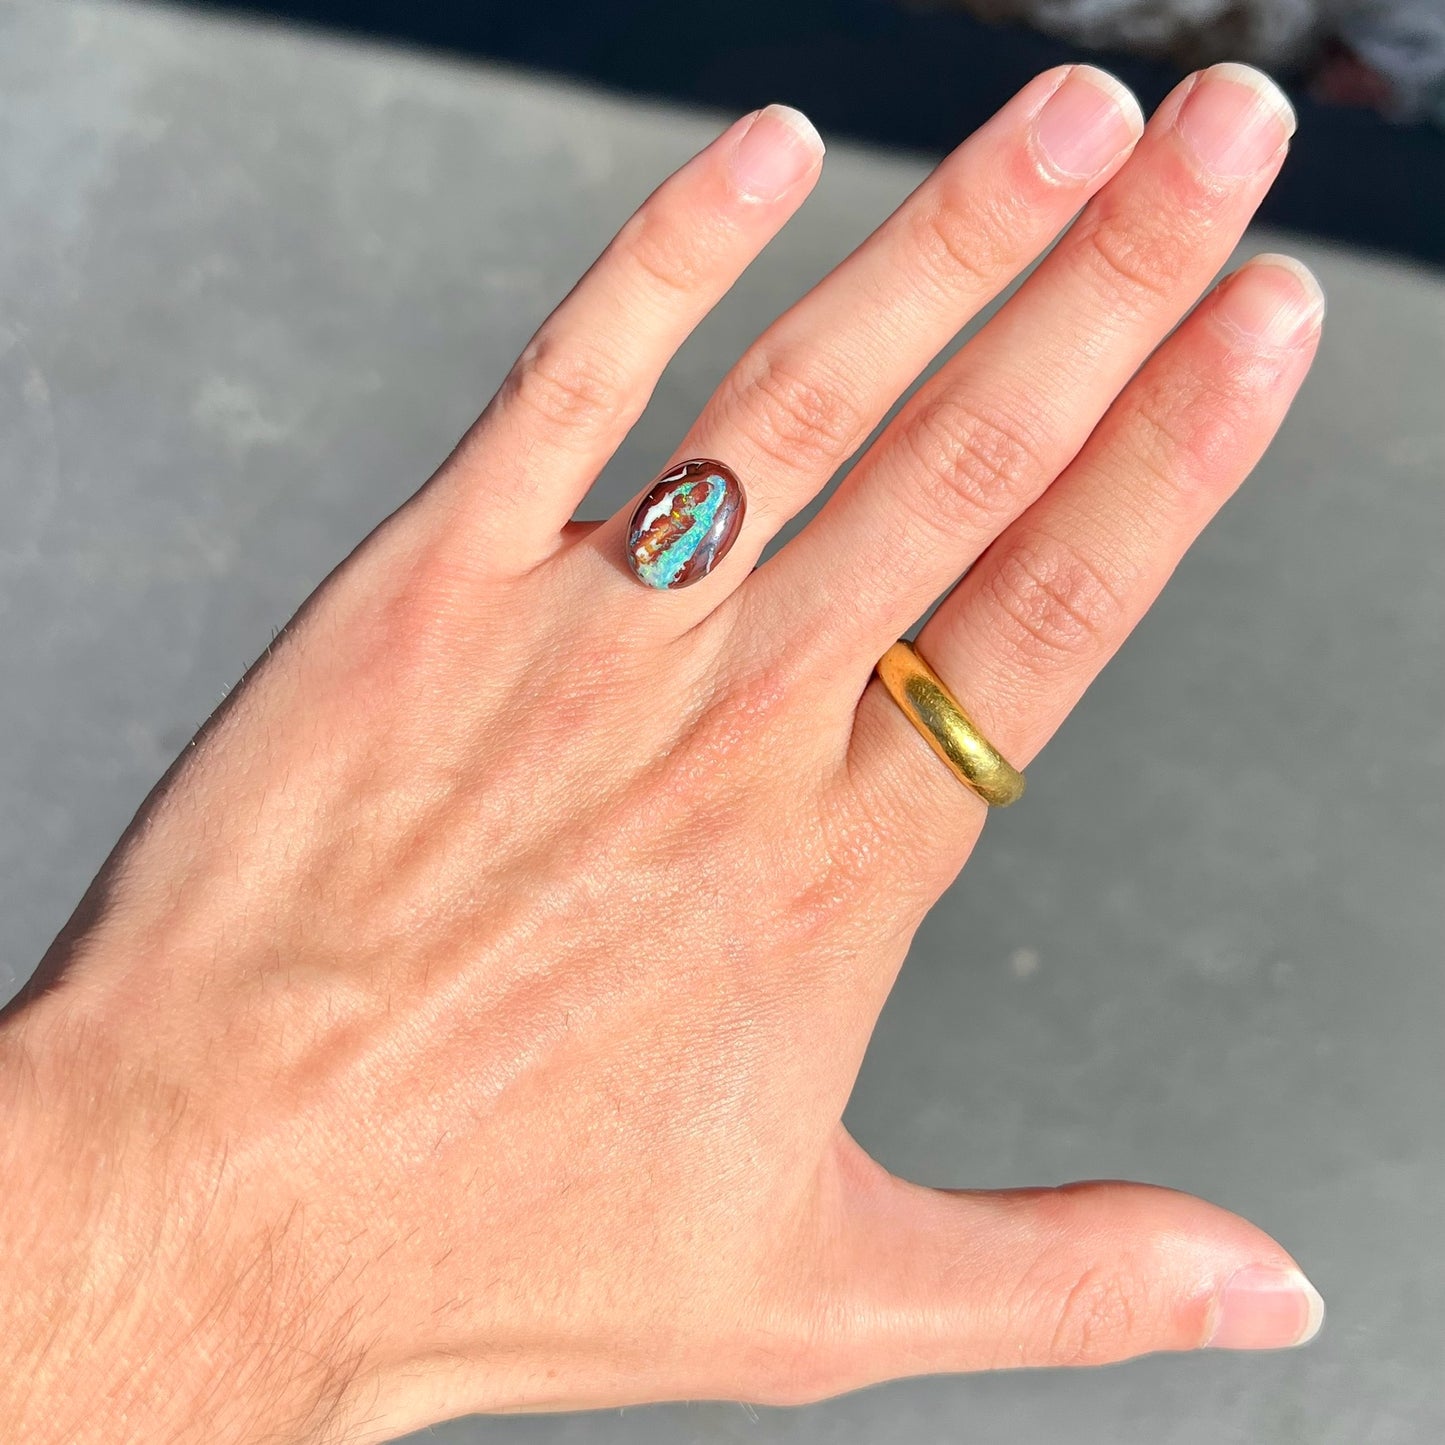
875,640 -> 1026,808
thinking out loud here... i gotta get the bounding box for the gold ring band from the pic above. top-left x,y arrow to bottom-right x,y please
875,640 -> 1026,808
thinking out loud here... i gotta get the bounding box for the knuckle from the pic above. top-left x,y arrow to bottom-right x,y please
983,534 -> 1128,670
619,206 -> 720,298
909,191 -> 1014,298
1128,386 -> 1212,497
1128,382 -> 1198,478
1075,207 -> 1199,315
1129,369 -> 1256,499
503,332 -> 636,443
365,548 -> 470,676
736,351 -> 864,473
902,396 -> 1047,534
1040,1262 -> 1150,1366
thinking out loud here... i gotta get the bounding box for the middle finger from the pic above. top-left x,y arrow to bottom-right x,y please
750,63 -> 1296,662
574,65 -> 1143,602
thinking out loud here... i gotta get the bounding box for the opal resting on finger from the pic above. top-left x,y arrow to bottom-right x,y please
626,459 -> 745,589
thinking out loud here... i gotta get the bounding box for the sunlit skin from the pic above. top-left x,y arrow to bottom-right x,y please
0,63 -> 1324,1444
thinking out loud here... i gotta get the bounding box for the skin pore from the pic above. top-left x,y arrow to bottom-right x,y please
0,62 -> 1324,1444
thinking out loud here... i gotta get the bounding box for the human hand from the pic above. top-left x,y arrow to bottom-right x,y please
1,62 -> 1325,1443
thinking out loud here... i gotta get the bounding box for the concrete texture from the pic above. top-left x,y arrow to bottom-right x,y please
1,2 -> 1441,1442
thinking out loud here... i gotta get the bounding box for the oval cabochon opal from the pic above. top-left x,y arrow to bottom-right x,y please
626,459 -> 745,589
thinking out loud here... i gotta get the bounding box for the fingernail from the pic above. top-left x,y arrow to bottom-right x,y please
728,104 -> 824,203
1033,65 -> 1144,180
1174,63 -> 1296,178
1209,1265 -> 1326,1349
1216,253 -> 1325,347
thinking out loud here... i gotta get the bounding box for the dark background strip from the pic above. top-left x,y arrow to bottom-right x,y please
185,0 -> 1445,265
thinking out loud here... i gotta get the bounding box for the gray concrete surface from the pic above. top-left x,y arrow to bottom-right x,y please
2,2 -> 1442,1441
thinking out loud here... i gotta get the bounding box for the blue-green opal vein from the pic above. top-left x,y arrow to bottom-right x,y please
637,477 -> 725,588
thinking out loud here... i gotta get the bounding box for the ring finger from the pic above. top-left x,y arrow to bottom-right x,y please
849,252 -> 1324,855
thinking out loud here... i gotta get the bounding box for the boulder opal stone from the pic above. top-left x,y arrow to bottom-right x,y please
626,459 -> 745,589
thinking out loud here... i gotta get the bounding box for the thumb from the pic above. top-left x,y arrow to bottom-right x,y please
806,1145 -> 1323,1394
